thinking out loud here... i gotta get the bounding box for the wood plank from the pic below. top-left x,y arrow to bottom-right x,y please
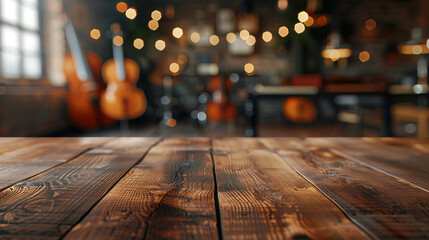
0,138 -> 59,157
0,137 -> 160,239
270,138 -> 429,239
64,138 -> 218,240
0,138 -> 111,191
292,138 -> 429,191
212,138 -> 369,240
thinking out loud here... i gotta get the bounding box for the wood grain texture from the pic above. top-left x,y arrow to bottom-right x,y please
0,138 -> 36,154
0,138 -> 111,190
270,138 -> 429,239
0,138 -> 159,239
212,138 -> 369,240
291,138 -> 429,191
64,138 -> 219,240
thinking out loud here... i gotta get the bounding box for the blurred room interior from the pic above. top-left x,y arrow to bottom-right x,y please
0,0 -> 428,137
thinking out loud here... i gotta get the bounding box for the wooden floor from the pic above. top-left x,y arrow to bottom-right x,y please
0,138 -> 428,239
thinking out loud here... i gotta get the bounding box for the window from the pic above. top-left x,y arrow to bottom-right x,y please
0,0 -> 42,79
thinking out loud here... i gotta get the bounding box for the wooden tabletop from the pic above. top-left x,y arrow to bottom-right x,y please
0,138 -> 428,239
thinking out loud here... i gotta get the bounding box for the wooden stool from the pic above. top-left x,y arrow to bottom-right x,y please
392,104 -> 429,137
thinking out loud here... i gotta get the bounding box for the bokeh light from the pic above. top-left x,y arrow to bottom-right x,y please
89,29 -> 101,40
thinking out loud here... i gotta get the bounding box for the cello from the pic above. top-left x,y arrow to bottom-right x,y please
63,17 -> 115,129
206,75 -> 237,122
100,23 -> 146,120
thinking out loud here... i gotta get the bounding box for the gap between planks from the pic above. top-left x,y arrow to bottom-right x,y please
209,139 -> 224,240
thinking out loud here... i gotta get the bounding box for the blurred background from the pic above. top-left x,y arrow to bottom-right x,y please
0,0 -> 428,137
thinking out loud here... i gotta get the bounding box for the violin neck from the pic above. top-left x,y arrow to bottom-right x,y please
113,43 -> 126,81
64,20 -> 94,82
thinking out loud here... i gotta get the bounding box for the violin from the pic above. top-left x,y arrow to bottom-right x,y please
100,23 -> 147,120
63,17 -> 115,129
206,75 -> 237,123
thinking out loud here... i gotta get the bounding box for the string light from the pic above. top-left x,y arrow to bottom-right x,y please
317,15 -> 328,27
278,0 -> 288,10
246,35 -> 256,46
278,26 -> 289,37
151,10 -> 162,21
190,32 -> 200,43
226,33 -> 236,43
244,63 -> 255,75
172,27 -> 183,38
148,20 -> 159,31
169,62 -> 180,74
262,31 -> 273,43
113,36 -> 124,46
298,11 -> 309,23
167,118 -> 176,127
133,38 -> 144,50
359,51 -> 370,62
365,19 -> 376,31
116,2 -> 128,13
155,40 -> 166,51
240,30 -> 250,40
89,29 -> 101,40
125,8 -> 137,20
294,23 -> 305,34
305,16 -> 314,27
209,35 -> 220,46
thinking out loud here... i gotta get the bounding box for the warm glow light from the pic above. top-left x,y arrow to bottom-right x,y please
116,2 -> 128,13
321,48 -> 353,61
278,0 -> 288,10
113,36 -> 123,46
359,51 -> 370,62
155,40 -> 166,51
278,26 -> 289,37
365,19 -> 376,31
133,38 -> 144,49
169,62 -> 180,74
305,16 -> 314,27
399,44 -> 429,55
294,23 -> 305,34
167,118 -> 176,127
298,11 -> 309,23
151,10 -> 162,21
209,35 -> 220,46
190,32 -> 200,43
262,31 -> 273,43
178,54 -> 187,65
412,45 -> 423,55
89,29 -> 101,40
226,33 -> 236,43
240,30 -> 250,40
148,20 -> 159,31
166,5 -> 175,19
172,27 -> 183,38
244,63 -> 255,75
317,15 -> 328,27
125,8 -> 137,20
246,35 -> 256,46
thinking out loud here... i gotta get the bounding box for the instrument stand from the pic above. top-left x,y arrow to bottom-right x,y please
159,76 -> 174,129
120,119 -> 129,136
120,98 -> 130,136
